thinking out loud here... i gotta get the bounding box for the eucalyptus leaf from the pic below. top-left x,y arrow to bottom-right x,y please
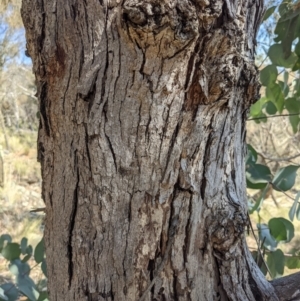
246,163 -> 272,184
257,223 -> 277,251
9,259 -> 30,276
17,274 -> 39,301
34,238 -> 44,264
263,6 -> 276,21
266,83 -> 284,113
296,203 -> 300,220
265,101 -> 277,115
20,238 -> 28,255
0,288 -> 8,301
0,235 -> 12,251
1,243 -> 21,261
285,97 -> 300,132
37,292 -> 49,301
289,191 -> 300,221
249,184 -> 270,214
246,144 -> 258,164
0,283 -> 18,301
250,97 -> 268,117
41,260 -> 47,278
267,249 -> 285,279
268,44 -> 298,68
272,165 -> 300,191
268,217 -> 294,243
260,65 -> 277,87
285,256 -> 300,269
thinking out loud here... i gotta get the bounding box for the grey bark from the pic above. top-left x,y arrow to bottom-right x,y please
21,0 -> 299,300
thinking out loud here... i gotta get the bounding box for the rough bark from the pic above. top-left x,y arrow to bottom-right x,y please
21,1 -> 297,300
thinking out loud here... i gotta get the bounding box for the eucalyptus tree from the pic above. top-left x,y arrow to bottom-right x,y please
21,0 -> 300,300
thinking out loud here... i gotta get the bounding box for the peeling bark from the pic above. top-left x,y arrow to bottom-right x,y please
21,0 -> 297,300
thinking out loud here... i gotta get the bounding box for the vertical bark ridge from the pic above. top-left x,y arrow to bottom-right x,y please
22,0 -> 280,300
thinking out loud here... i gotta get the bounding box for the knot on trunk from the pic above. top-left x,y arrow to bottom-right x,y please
206,206 -> 247,257
122,0 -> 198,42
237,62 -> 261,107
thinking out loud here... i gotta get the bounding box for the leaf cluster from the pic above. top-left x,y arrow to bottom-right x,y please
248,0 -> 300,279
0,235 -> 47,301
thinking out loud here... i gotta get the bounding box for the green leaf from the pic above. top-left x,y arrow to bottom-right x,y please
265,101 -> 277,115
17,274 -> 39,301
285,98 -> 300,132
0,235 -> 12,251
260,65 -> 278,87
250,97 -> 268,117
22,254 -> 32,263
295,79 -> 300,97
9,259 -> 30,276
268,217 -> 294,243
278,80 -> 289,97
246,180 -> 268,190
292,58 -> 300,71
0,283 -> 18,301
278,2 -> 290,17
20,238 -> 28,255
0,287 -> 8,301
266,83 -> 284,112
41,260 -> 47,278
285,98 -> 300,113
249,184 -> 270,214
34,238 -> 44,264
267,249 -> 285,279
282,16 -> 299,58
246,144 -> 257,164
289,191 -> 300,221
279,5 -> 300,21
263,6 -> 276,21
284,71 -> 289,87
285,256 -> 300,269
246,163 -> 272,184
26,245 -> 33,256
296,202 -> 300,220
272,165 -> 300,191
268,44 -> 298,68
1,243 -> 21,261
295,40 -> 300,57
257,223 -> 278,251
37,292 -> 49,301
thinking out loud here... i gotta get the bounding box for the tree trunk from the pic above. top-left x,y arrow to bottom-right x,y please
21,1 -> 293,300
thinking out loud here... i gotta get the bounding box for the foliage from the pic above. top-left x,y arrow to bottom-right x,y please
248,0 -> 300,279
0,235 -> 47,301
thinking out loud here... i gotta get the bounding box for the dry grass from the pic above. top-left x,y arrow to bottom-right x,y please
0,130 -> 44,285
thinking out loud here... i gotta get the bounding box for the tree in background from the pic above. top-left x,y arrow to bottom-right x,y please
0,0 -> 37,151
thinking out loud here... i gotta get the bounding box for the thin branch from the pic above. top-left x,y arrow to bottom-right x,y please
257,54 -> 269,68
249,247 -> 300,257
257,151 -> 300,162
269,183 -> 296,202
247,113 -> 300,121
247,212 -> 273,278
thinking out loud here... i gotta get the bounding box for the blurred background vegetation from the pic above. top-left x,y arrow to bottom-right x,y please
0,0 -> 300,300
